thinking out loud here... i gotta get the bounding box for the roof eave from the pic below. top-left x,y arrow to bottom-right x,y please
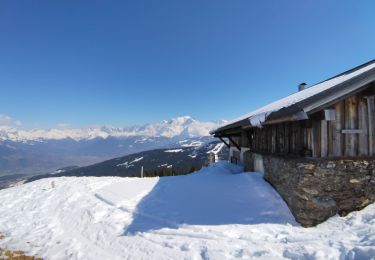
211,64 -> 375,137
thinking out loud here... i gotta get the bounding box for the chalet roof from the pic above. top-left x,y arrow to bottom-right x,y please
211,59 -> 375,136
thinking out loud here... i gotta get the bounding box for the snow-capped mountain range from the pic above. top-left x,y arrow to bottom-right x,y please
0,116 -> 224,142
0,116 -> 225,177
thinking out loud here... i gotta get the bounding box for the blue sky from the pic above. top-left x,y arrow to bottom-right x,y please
0,0 -> 374,128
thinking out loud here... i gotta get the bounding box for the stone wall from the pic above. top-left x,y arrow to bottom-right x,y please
243,151 -> 265,173
260,154 -> 375,227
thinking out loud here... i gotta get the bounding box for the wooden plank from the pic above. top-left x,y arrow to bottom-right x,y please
248,130 -> 252,150
272,125 -> 276,153
324,109 -> 336,121
333,101 -> 344,156
321,120 -> 328,157
266,128 -> 269,152
366,96 -> 375,155
358,98 -> 369,156
279,123 -> 284,153
228,136 -> 241,151
264,127 -> 268,152
306,128 -> 312,152
219,136 -> 230,148
268,126 -> 272,153
328,120 -> 334,156
253,129 -> 257,151
312,120 -> 321,157
276,124 -> 280,153
296,122 -> 300,154
295,122 -> 302,155
345,96 -> 359,157
302,127 -> 307,150
284,123 -> 290,154
341,129 -> 364,134
241,131 -> 249,147
290,122 -> 296,154
218,137 -> 230,148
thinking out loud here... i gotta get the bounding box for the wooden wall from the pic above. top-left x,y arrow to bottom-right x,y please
243,91 -> 375,158
246,120 -> 312,156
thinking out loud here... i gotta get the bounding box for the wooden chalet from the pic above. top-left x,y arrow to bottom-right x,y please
211,60 -> 375,226
212,60 -> 375,162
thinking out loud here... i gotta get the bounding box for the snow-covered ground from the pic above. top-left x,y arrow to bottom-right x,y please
116,157 -> 144,168
0,162 -> 374,260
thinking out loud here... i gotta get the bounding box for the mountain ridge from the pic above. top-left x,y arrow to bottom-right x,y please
0,116 -> 226,142
0,116 -> 226,177
25,140 -> 228,184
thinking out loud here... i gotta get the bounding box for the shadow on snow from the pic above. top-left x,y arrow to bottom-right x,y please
123,163 -> 297,235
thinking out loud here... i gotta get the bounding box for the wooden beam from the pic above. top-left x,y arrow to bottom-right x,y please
228,136 -> 241,151
328,120 -> 334,157
295,122 -> 303,155
345,96 -> 359,157
321,120 -> 328,157
312,120 -> 321,157
271,125 -> 276,153
332,101 -> 344,156
341,129 -> 364,134
218,137 -> 230,148
365,96 -> 375,156
359,98 -> 369,156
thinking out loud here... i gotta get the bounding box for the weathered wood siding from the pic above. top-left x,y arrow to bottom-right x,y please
243,90 -> 375,158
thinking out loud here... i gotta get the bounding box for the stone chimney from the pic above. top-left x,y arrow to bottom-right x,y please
298,82 -> 307,92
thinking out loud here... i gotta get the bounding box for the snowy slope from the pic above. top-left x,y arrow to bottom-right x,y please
0,162 -> 374,260
23,140 -> 228,183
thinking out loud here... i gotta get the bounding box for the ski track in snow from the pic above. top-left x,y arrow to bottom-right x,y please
207,143 -> 225,155
116,157 -> 144,167
0,162 -> 374,260
164,149 -> 184,153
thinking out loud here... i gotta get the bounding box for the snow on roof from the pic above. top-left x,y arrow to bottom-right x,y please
213,60 -> 375,132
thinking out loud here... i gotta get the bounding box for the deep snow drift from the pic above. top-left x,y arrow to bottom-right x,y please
0,162 -> 374,259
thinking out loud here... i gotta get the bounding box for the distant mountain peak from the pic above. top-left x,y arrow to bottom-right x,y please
0,116 -> 223,142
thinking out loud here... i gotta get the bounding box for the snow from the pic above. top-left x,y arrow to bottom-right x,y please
0,162 -> 374,260
180,140 -> 204,147
207,143 -> 225,155
157,163 -> 173,168
50,169 -> 65,175
207,143 -> 226,162
214,61 -> 375,130
117,157 -> 144,168
165,149 -> 184,153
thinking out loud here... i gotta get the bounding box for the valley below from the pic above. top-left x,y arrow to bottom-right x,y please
0,116 -> 227,189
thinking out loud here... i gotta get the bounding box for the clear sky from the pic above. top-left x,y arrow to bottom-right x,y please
0,0 -> 374,129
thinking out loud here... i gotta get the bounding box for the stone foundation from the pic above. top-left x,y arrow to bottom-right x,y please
243,151 -> 264,173
249,153 -> 375,227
